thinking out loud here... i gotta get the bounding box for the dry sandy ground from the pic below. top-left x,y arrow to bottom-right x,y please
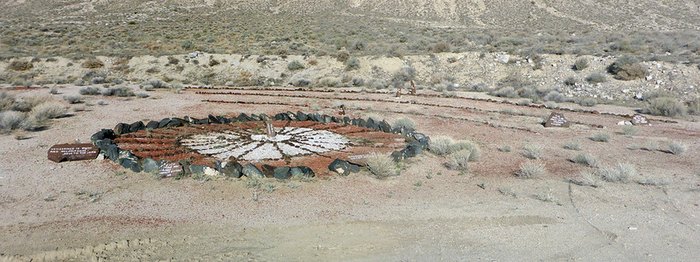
1,85 -> 699,261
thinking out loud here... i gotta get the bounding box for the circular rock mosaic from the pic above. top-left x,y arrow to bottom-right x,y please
90,112 -> 430,179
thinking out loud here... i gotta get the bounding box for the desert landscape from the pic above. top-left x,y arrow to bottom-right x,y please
0,1 -> 699,261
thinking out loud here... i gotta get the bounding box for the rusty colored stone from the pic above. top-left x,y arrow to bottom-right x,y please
48,143 -> 100,163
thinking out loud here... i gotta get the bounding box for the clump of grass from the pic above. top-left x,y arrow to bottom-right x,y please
572,58 -> 589,71
498,145 -> 512,152
645,97 -> 687,117
568,172 -> 599,187
101,87 -> 134,97
345,57 -> 360,71
642,140 -> 659,151
577,97 -> 598,107
572,153 -> 599,167
429,136 -> 456,155
590,132 -> 610,142
637,177 -> 671,186
445,149 -> 471,171
522,144 -> 544,159
515,161 -> 547,179
136,92 -> 150,98
366,153 -> 399,178
451,140 -> 481,161
586,73 -> 607,84
668,141 -> 687,155
392,117 -> 415,130
79,86 -> 101,95
598,163 -> 638,183
0,111 -> 27,132
621,125 -> 638,136
62,95 -> 82,104
287,60 -> 305,71
534,188 -> 558,204
498,187 -> 517,198
29,102 -> 67,122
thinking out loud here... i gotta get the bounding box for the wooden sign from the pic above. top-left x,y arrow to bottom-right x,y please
48,143 -> 100,163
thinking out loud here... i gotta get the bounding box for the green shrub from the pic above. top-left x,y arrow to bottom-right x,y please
668,141 -> 687,155
345,57 -> 360,71
366,153 -> 399,178
590,132 -> 610,142
645,97 -> 687,117
516,161 -> 546,178
572,153 -> 599,167
573,58 -> 589,71
287,60 -> 305,71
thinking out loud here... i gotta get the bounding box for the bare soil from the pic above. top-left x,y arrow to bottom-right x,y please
1,85 -> 698,261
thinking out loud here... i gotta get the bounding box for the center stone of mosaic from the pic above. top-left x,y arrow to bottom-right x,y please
179,127 -> 349,161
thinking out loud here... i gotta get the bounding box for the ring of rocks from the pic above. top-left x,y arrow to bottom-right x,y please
90,111 -> 430,179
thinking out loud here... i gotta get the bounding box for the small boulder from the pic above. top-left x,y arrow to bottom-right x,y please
273,166 -> 292,179
220,161 -> 243,178
242,163 -> 264,178
119,158 -> 142,173
113,123 -> 130,135
328,159 -> 361,176
145,121 -> 159,130
142,158 -> 160,173
91,129 -> 115,143
129,121 -> 145,133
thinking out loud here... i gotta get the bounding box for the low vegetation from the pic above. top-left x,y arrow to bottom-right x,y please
668,141 -> 687,155
515,161 -> 547,179
598,163 -> 638,183
522,144 -> 543,160
572,153 -> 599,167
392,117 -> 415,130
645,97 -> 687,117
607,56 -> 648,81
590,132 -> 610,142
366,153 -> 399,178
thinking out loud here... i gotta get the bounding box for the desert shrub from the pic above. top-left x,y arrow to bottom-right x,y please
497,73 -> 531,89
136,92 -> 150,98
668,141 -> 687,155
0,111 -> 26,132
145,67 -> 160,74
0,92 -> 16,111
392,117 -> 415,130
429,136 -> 455,155
451,140 -> 481,161
621,125 -> 638,136
287,60 -> 305,71
686,97 -> 700,115
446,149 -> 471,171
516,99 -> 532,106
544,90 -> 567,102
351,77 -> 365,86
489,86 -> 518,98
568,172 -> 599,187
101,87 -> 134,97
392,66 -> 416,86
572,153 -> 599,167
590,132 -> 610,142
369,79 -> 388,89
7,60 -> 33,71
345,57 -> 360,71
645,97 -> 687,117
62,95 -> 82,104
366,153 -> 399,178
468,83 -> 489,92
544,101 -> 559,109
79,86 -> 101,95
564,77 -> 577,86
563,141 -> 582,150
572,58 -> 589,71
432,42 -> 451,53
598,163 -> 638,183
166,56 -> 180,65
498,145 -> 512,152
145,79 -> 167,88
29,102 -> 66,121
607,56 -> 647,80
522,144 -> 544,159
82,57 -> 104,69
208,56 -> 220,67
516,161 -> 546,178
586,73 -> 607,83
336,49 -> 350,62
577,97 -> 597,107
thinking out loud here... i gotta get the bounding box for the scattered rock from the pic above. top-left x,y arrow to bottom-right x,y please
145,121 -> 159,130
113,123 -> 130,135
119,158 -> 142,172
328,159 -> 361,176
142,158 -> 160,173
273,166 -> 292,179
90,129 -> 115,143
219,160 -> 243,178
242,163 -> 264,178
631,114 -> 650,125
129,121 -> 145,133
290,166 -> 315,177
544,112 -> 570,128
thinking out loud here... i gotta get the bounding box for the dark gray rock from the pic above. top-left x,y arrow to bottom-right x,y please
220,161 -> 243,178
208,114 -> 221,124
193,118 -> 209,125
274,113 -> 289,121
378,120 -> 391,133
411,133 -> 430,148
365,118 -> 378,130
142,158 -> 160,173
328,159 -> 361,176
113,123 -> 130,135
322,115 -> 332,123
119,158 -> 142,173
286,111 -> 297,121
129,121 -> 145,133
296,111 -> 309,121
290,166 -> 315,177
158,118 -> 171,128
343,116 -> 351,125
145,121 -> 159,130
273,166 -> 292,179
242,163 -> 264,178
393,142 -> 423,161
238,113 -> 252,122
94,139 -> 114,152
106,144 -> 120,161
91,129 -> 115,143
261,164 -> 275,177
217,116 -> 231,124
166,118 -> 186,127
189,165 -> 206,175
310,113 -> 322,122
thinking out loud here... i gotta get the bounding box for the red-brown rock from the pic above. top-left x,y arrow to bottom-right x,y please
48,143 -> 100,163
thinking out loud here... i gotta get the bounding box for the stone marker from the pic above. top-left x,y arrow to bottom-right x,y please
159,162 -> 183,177
544,112 -> 570,128
631,114 -> 649,125
48,143 -> 99,163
